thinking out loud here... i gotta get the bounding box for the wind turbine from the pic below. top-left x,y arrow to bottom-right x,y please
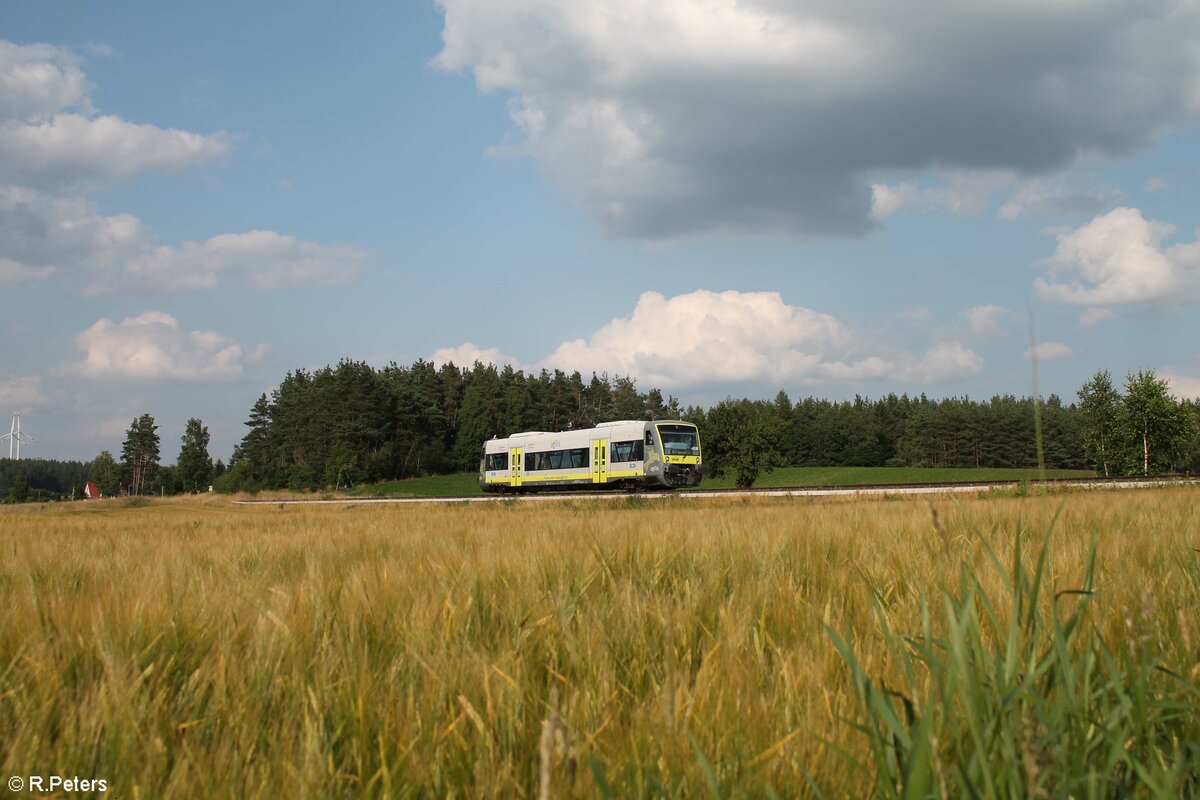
1,410 -> 34,459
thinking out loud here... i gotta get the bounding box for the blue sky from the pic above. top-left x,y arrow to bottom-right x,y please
2,0 -> 1199,462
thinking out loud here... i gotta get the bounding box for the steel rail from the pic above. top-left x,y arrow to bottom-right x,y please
234,475 -> 1198,506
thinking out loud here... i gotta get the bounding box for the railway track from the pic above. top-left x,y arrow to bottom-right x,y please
235,475 -> 1198,506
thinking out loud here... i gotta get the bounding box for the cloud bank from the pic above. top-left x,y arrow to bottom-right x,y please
436,1 -> 1200,238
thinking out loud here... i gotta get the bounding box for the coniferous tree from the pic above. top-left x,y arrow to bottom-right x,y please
609,376 -> 644,419
451,363 -> 502,470
177,418 -> 213,492
387,359 -> 450,478
234,393 -> 275,487
582,373 -> 611,424
121,414 -> 160,495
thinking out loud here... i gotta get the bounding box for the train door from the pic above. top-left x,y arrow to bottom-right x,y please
510,447 -> 523,488
591,439 -> 608,484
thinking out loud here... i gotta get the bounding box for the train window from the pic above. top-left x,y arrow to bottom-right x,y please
645,430 -> 654,446
524,447 -> 590,471
658,424 -> 700,456
484,453 -> 508,471
611,440 -> 644,462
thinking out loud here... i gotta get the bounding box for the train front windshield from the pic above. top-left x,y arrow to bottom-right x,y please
657,424 -> 700,456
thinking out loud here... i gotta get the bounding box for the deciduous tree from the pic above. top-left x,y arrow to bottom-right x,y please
702,398 -> 784,488
5,471 -> 28,503
1077,370 -> 1121,476
1122,369 -> 1197,475
90,450 -> 120,497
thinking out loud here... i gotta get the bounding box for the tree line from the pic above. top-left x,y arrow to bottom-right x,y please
2,360 -> 1196,502
701,368 -> 1198,487
220,359 -> 1199,492
1,415 -> 223,502
0,458 -> 91,502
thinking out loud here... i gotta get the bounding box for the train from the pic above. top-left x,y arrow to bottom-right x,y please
479,420 -> 703,492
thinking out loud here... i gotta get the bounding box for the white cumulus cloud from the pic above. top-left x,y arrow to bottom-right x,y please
539,290 -> 854,386
436,1 -> 1200,238
0,186 -> 145,284
117,231 -> 368,292
963,304 -> 1010,335
901,342 -> 984,383
431,342 -> 521,370
0,40 -> 367,291
0,113 -> 230,187
0,375 -> 47,408
69,311 -> 252,381
0,41 -> 228,188
1035,207 -> 1200,306
1161,369 -> 1200,401
0,41 -> 89,122
1078,308 -> 1118,327
872,171 -> 1015,219
1026,342 -> 1075,361
435,289 -> 984,391
1144,176 -> 1167,193
995,178 -> 1117,220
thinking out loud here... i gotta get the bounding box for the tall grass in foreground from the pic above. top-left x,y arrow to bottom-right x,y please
0,489 -> 1197,797
830,522 -> 1200,798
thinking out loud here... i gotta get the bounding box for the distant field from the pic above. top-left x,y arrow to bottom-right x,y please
1,487 -> 1195,797
352,472 -> 480,496
352,466 -> 1093,497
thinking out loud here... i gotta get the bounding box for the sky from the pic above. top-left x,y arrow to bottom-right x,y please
2,0 -> 1199,463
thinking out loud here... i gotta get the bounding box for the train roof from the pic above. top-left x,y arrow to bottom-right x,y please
501,419 -> 696,436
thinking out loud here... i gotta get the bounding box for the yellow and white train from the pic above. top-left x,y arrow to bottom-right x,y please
479,420 -> 703,492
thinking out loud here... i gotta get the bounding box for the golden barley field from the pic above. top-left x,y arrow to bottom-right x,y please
1,487 -> 1197,798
